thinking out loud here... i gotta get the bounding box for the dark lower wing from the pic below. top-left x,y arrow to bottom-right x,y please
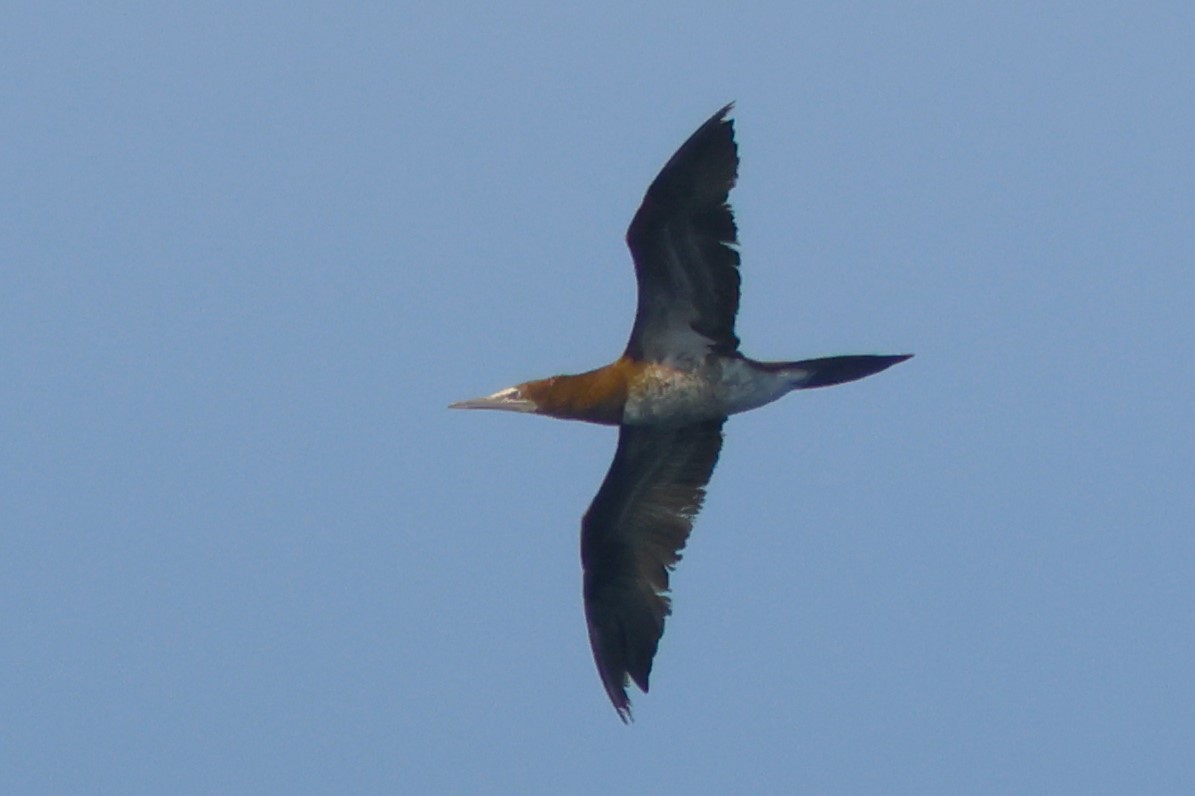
580,420 -> 725,721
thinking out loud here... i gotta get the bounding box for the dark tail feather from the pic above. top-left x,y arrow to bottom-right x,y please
755,354 -> 912,389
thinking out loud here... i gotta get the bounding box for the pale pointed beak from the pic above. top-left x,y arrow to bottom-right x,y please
449,386 -> 537,414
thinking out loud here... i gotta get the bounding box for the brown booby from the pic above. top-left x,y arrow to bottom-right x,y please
452,104 -> 910,721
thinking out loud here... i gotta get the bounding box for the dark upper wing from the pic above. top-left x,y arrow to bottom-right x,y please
580,420 -> 725,721
624,104 -> 742,363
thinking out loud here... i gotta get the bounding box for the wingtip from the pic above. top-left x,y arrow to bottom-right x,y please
603,673 -> 636,724
711,102 -> 735,130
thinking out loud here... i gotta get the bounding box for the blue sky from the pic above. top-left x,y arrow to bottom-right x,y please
4,4 -> 1193,793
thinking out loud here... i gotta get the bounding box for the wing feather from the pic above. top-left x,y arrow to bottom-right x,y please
624,104 -> 742,362
580,420 -> 725,721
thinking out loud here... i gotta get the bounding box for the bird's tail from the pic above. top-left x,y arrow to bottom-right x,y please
755,354 -> 912,390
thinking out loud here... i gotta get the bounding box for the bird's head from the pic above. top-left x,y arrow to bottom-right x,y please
449,381 -> 543,415
452,364 -> 630,425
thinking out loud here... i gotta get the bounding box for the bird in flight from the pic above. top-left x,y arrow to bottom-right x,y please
452,104 -> 910,721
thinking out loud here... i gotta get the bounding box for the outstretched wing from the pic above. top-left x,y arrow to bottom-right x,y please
624,104 -> 742,363
580,420 -> 725,721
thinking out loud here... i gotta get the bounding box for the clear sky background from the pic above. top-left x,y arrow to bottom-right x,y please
4,4 -> 1193,794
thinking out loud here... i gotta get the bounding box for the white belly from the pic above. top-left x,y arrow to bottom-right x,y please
622,358 -> 796,426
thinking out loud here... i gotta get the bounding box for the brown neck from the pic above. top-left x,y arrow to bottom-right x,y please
520,358 -> 636,425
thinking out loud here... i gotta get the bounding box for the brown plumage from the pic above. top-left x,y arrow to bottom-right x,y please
451,104 -> 910,721
517,360 -> 634,425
